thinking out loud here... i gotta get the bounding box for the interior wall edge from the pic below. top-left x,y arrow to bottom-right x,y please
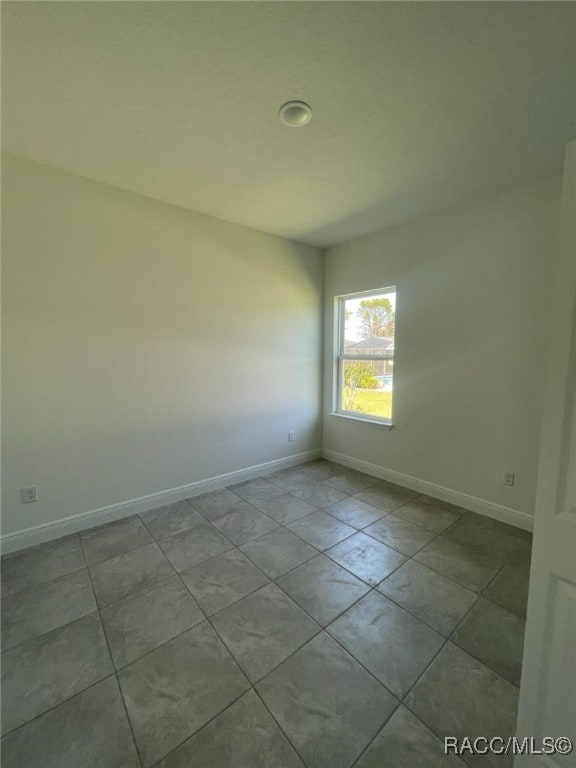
322,448 -> 534,533
0,449 -> 322,556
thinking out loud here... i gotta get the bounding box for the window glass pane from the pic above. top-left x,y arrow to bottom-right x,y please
342,290 -> 396,357
341,359 -> 393,420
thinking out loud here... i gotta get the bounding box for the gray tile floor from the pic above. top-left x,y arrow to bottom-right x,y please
1,460 -> 532,768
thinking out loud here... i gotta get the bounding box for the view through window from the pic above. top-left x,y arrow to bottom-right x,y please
337,287 -> 396,422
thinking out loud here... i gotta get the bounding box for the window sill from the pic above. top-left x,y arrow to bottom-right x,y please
329,412 -> 394,430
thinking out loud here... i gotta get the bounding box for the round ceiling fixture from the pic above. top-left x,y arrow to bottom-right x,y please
279,101 -> 312,127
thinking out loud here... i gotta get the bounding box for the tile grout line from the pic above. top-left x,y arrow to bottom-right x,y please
205,598 -> 323,689
1,479 -> 515,650
97,569 -> 178,611
2,462 -> 529,766
0,672 -> 122,742
79,522 -> 156,568
85,522 -> 318,767
195,501 -> 389,768
0,538 -> 88,602
320,536 -> 408,588
78,533 -> 146,768
0,464 -> 476,564
0,470 -> 446,578
83,539 -> 318,681
348,698 -> 439,768
444,561 -> 525,688
87,516 -> 282,622
245,490 -> 525,757
397,564 -> 521,748
0,538 -> 149,758
104,526 -> 238,678
251,685 -> 313,768
320,613 -> 403,698
477,560 -> 529,618
210,519 -> 414,703
71,531 -> 517,694
387,561 -> 516,707
480,560 -> 508,596
146,686 -> 252,768
205,617 -> 320,768
199,584 -> 322,766
400,633 -> 522,761
241,542 -> 320,581
393,503 -> 508,594
26,486 -> 462,654
370,581 -> 469,639
0,566 -> 96,654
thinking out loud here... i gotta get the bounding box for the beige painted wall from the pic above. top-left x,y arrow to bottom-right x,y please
1,154 -> 323,537
323,175 -> 562,517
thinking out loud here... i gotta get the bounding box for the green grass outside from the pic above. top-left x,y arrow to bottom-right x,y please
343,388 -> 392,420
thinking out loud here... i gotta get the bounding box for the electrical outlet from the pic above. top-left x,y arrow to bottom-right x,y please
21,485 -> 39,503
503,472 -> 515,487
288,431 -> 294,442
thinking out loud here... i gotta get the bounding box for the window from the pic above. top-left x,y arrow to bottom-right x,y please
335,287 -> 396,424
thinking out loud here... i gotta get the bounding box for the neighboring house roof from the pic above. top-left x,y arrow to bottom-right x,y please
344,336 -> 394,354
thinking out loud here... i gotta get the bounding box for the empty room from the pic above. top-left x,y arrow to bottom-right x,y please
1,2 -> 575,767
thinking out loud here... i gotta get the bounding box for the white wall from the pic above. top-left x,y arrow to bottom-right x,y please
1,154 -> 323,539
323,176 -> 562,519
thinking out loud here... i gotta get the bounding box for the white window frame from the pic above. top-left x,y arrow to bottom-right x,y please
334,286 -> 396,427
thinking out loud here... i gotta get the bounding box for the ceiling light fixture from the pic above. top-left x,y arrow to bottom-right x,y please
279,101 -> 312,127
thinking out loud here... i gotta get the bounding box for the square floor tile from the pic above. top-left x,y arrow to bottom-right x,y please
414,538 -> 503,593
443,513 -> 532,564
267,468 -> 317,494
377,559 -> 477,636
354,483 -> 418,513
1,613 -> 113,735
90,542 -> 174,605
0,676 -> 140,768
140,500 -> 205,540
180,548 -> 269,616
211,583 -> 320,682
256,493 -> 317,525
405,643 -> 519,768
328,591 -> 444,699
188,488 -> 250,522
483,560 -> 531,618
452,598 -> 525,685
240,528 -> 317,578
212,506 -> 278,546
1,569 -> 96,651
292,482 -> 348,509
118,622 -> 249,767
393,496 -> 462,533
326,532 -> 406,585
157,690 -> 304,768
1,535 -> 84,597
355,705 -> 467,768
293,461 -> 343,483
257,632 -> 398,768
324,497 -> 385,529
364,515 -> 436,556
277,554 -> 370,626
80,515 -> 153,565
287,511 -> 355,550
101,575 -> 204,668
158,523 -> 233,572
229,478 -> 285,504
323,470 -> 380,495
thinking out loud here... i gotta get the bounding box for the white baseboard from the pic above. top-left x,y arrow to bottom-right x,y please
322,449 -> 534,532
1,449 -> 322,555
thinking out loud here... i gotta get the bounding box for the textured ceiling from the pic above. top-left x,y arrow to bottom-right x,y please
2,2 -> 575,247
